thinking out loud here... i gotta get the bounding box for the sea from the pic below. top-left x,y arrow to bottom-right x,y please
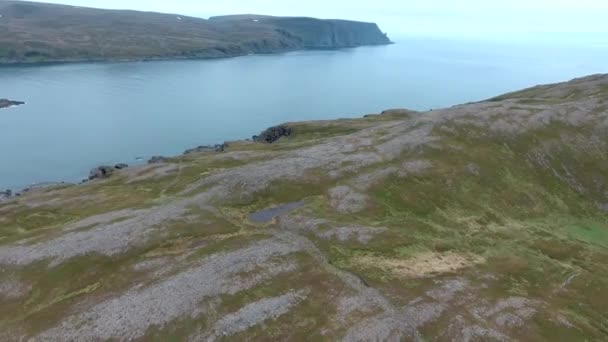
1,35 -> 607,189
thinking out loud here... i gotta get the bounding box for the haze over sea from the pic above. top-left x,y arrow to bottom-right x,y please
1,35 -> 607,189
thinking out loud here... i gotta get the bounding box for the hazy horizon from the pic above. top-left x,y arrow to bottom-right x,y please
25,0 -> 608,41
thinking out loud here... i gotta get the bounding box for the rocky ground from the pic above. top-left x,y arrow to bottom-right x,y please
1,75 -> 608,341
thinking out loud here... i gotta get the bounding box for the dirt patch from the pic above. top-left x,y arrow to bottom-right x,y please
355,252 -> 485,278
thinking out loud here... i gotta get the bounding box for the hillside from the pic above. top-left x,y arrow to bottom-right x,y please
0,1 -> 391,64
1,75 -> 608,340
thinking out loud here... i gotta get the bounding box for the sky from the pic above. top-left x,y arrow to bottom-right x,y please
36,0 -> 608,39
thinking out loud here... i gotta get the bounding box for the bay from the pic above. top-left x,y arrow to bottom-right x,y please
1,36 -> 607,189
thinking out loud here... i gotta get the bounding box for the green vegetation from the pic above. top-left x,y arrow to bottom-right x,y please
1,75 -> 608,340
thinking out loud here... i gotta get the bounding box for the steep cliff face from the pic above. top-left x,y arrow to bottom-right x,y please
211,16 -> 392,50
0,1 -> 391,64
272,18 -> 391,48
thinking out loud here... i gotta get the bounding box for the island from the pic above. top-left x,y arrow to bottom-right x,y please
0,98 -> 25,109
0,1 -> 392,64
1,74 -> 607,340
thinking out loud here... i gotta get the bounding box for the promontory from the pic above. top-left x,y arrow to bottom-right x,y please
0,99 -> 24,109
0,1 -> 392,64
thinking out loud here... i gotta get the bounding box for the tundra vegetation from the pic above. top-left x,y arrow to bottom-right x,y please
1,75 -> 608,340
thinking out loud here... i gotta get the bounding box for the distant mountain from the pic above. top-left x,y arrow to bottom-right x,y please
0,1 -> 392,64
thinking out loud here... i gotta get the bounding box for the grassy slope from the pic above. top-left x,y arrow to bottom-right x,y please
0,1 -> 390,64
1,76 -> 608,340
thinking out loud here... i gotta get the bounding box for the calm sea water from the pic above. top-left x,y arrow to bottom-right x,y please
1,36 -> 607,189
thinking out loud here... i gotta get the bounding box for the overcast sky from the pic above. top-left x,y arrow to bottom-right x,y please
37,0 -> 608,38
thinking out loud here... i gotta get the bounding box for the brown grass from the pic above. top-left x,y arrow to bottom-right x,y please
354,252 -> 485,278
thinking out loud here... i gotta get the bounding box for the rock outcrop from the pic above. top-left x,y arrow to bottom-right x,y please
88,166 -> 115,180
88,164 -> 129,180
0,189 -> 13,201
184,143 -> 228,155
253,125 -> 293,143
148,156 -> 170,164
0,99 -> 25,109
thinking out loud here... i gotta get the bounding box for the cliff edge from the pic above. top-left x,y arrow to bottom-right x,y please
0,1 -> 391,64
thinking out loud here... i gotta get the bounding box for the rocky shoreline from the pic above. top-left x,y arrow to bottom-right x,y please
0,99 -> 25,109
2,75 -> 608,340
1,124 -> 293,202
0,42 -> 394,66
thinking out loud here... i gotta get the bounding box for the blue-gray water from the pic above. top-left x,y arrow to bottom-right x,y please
1,36 -> 607,190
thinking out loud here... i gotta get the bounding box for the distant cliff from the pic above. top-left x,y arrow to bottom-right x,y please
0,1 -> 391,64
210,15 -> 392,49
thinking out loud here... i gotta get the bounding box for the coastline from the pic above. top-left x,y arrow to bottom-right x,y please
0,124 -> 292,200
0,42 -> 394,67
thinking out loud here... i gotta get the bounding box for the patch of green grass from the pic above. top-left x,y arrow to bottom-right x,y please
304,117 -> 608,326
3,252 -> 145,335
288,123 -> 360,142
562,221 -> 608,248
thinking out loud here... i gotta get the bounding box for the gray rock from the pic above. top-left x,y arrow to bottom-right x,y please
253,125 -> 293,143
114,163 -> 129,170
318,226 -> 386,244
201,289 -> 309,341
0,189 -> 13,201
148,156 -> 169,164
88,165 -> 115,180
402,160 -> 433,175
32,238 -> 300,341
466,163 -> 481,176
328,186 -> 368,213
0,274 -> 31,299
184,143 -> 228,155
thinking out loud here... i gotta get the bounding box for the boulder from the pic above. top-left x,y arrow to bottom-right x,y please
148,156 -> 169,164
253,125 -> 293,143
89,165 -> 115,180
184,143 -> 228,155
0,189 -> 13,201
184,145 -> 213,154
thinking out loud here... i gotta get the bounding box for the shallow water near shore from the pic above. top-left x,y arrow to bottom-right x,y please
1,36 -> 607,189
